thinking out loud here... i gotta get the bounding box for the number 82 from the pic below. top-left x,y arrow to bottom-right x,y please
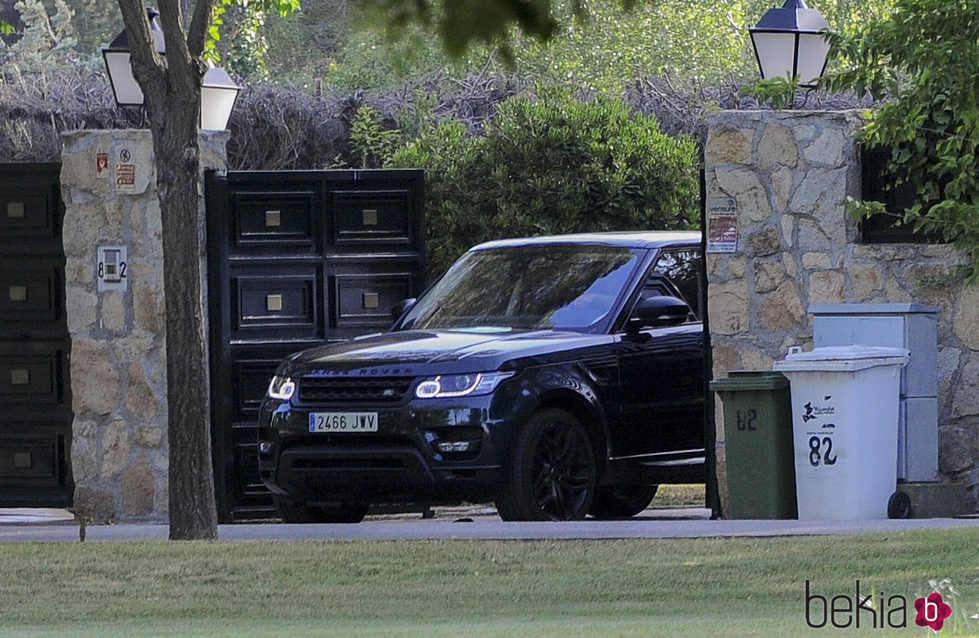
808,436 -> 837,467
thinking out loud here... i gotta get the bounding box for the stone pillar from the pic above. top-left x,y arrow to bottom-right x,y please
60,129 -> 227,522
704,110 -> 976,514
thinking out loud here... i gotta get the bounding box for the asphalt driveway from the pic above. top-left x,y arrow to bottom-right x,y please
2,505 -> 979,542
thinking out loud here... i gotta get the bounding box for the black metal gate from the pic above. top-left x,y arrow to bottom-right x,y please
206,169 -> 425,521
0,163 -> 73,507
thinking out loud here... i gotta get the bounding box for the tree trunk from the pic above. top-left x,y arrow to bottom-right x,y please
117,0 -> 219,540
154,117 -> 219,541
151,53 -> 218,542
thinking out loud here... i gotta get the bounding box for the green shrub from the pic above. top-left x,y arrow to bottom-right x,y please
392,91 -> 699,278
346,105 -> 401,168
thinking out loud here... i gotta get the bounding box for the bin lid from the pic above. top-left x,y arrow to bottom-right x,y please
710,371 -> 789,392
809,302 -> 939,316
772,345 -> 909,373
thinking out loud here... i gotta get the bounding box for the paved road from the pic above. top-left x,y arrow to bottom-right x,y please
2,506 -> 979,542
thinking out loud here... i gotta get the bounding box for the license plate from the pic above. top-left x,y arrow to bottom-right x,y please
308,412 -> 378,433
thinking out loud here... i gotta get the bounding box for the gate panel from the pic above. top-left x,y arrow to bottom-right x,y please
0,163 -> 73,507
331,189 -> 415,247
334,271 -> 414,330
232,190 -> 317,252
207,170 -> 425,521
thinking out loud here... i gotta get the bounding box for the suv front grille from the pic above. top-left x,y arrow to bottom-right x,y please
297,376 -> 414,404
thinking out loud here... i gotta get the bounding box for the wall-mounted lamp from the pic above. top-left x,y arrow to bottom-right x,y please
749,0 -> 830,88
102,7 -> 240,130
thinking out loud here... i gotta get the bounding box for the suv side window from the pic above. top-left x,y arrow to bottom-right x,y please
650,248 -> 703,321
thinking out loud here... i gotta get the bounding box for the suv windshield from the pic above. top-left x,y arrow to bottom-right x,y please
399,244 -> 642,333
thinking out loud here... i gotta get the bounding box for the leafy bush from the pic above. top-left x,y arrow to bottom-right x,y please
344,104 -> 401,168
824,0 -> 979,281
392,90 -> 699,277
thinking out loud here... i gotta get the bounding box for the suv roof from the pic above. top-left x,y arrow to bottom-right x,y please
472,230 -> 702,251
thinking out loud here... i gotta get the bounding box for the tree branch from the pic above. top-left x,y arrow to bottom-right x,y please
117,0 -> 166,94
187,0 -> 215,57
157,0 -> 190,62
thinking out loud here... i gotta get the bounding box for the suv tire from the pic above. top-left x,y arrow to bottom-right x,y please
496,409 -> 597,521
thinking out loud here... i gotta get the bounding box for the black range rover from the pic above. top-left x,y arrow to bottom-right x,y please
258,231 -> 705,522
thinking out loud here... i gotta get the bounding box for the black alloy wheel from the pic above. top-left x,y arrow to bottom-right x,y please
496,408 -> 597,521
275,498 -> 369,524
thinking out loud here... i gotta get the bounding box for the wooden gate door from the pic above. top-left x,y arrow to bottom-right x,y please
0,163 -> 73,507
206,169 -> 425,521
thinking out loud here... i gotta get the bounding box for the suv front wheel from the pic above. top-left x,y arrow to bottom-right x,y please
496,408 -> 597,521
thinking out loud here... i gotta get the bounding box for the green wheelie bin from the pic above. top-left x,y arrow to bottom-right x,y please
710,371 -> 797,519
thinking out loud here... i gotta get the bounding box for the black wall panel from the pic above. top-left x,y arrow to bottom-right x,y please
0,163 -> 73,507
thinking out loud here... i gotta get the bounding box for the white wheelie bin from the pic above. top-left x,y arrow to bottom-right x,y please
773,345 -> 908,520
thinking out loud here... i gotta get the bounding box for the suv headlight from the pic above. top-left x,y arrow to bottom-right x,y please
415,372 -> 514,399
267,375 -> 296,401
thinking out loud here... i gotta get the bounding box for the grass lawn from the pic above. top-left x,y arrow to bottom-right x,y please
653,483 -> 705,507
2,528 -> 979,637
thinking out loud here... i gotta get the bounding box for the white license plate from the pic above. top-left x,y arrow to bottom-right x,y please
308,412 -> 378,433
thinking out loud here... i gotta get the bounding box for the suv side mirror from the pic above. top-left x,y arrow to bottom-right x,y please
391,297 -> 417,321
626,295 -> 690,335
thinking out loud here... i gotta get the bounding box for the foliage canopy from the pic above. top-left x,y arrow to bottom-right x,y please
220,0 -> 882,88
825,0 -> 979,279
392,91 -> 699,276
206,0 -> 300,76
1,0 -> 897,89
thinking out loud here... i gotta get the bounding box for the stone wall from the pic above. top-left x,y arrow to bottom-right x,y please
60,129 -> 227,522
705,110 -> 978,512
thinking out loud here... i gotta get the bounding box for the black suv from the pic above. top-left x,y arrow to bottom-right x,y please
258,231 -> 705,522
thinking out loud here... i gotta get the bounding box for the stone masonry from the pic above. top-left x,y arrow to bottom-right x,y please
60,129 -> 227,522
705,110 -> 978,513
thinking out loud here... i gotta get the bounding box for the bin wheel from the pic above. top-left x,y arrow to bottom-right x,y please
887,491 -> 912,519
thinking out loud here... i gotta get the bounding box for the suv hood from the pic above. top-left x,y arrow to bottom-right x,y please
280,329 -> 613,376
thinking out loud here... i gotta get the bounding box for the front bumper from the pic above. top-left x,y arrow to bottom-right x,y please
258,398 -> 516,506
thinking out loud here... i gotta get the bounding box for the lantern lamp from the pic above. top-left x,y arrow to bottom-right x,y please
749,0 -> 830,88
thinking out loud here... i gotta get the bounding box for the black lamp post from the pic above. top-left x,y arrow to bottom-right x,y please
102,7 -> 240,130
749,0 -> 830,88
